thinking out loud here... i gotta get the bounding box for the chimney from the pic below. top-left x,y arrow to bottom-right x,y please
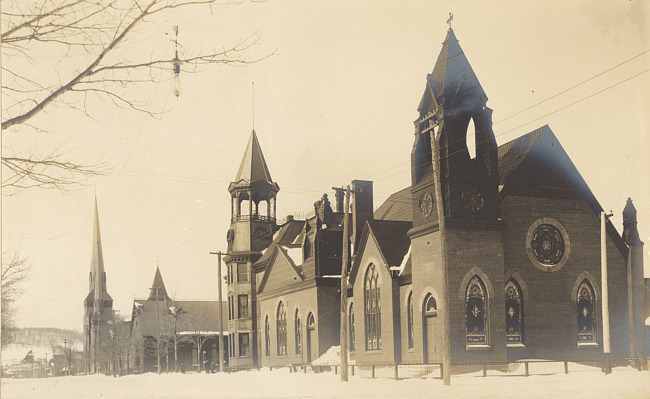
333,188 -> 345,213
351,180 -> 373,251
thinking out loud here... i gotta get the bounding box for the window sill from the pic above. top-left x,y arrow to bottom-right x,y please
577,342 -> 599,349
507,343 -> 526,348
365,349 -> 383,354
466,345 -> 491,351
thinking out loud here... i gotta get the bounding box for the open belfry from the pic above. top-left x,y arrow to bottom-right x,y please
220,26 -> 648,371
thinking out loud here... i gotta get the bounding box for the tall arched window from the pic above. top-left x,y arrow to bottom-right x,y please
466,275 -> 487,345
295,310 -> 301,355
364,264 -> 381,350
265,316 -> 270,357
505,279 -> 524,344
277,302 -> 287,356
349,303 -> 355,352
577,279 -> 596,343
407,292 -> 414,349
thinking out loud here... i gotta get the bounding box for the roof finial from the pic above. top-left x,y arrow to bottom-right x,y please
447,12 -> 453,29
252,81 -> 255,131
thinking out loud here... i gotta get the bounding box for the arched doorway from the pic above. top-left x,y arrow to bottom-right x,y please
423,295 -> 438,363
306,313 -> 317,362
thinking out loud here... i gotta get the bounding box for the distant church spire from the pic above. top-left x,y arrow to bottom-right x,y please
89,196 -> 112,314
148,265 -> 170,301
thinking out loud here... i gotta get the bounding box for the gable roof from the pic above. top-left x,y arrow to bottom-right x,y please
148,266 -> 170,301
349,219 -> 413,285
131,299 -> 227,338
497,125 -> 628,258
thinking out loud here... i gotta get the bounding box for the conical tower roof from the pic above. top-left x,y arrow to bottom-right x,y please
148,265 -> 170,301
419,28 -> 487,111
229,130 -> 279,192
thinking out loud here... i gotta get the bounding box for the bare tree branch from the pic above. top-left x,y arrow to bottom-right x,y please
1,0 -> 272,193
1,250 -> 31,345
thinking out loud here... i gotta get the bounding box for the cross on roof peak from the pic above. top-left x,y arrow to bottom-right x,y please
447,13 -> 453,29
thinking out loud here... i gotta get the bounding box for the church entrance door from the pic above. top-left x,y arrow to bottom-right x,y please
423,295 -> 438,363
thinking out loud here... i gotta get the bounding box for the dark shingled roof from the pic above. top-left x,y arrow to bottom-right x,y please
255,220 -> 305,266
366,220 -> 413,267
498,125 -> 547,186
374,187 -> 412,222
132,299 -> 227,338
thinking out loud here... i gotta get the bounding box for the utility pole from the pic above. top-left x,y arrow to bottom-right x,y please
333,185 -> 352,382
430,122 -> 452,386
63,339 -> 68,376
601,210 -> 613,374
209,250 -> 230,372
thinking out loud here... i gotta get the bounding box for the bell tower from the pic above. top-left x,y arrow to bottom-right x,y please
411,28 -> 499,230
224,130 -> 279,368
409,27 -> 506,365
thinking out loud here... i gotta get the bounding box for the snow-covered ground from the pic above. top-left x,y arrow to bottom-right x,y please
2,366 -> 649,399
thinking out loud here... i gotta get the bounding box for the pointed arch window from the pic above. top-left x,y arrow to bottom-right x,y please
349,303 -> 355,352
364,264 -> 381,350
265,316 -> 270,357
277,302 -> 287,356
505,279 -> 524,344
295,310 -> 302,355
577,280 -> 596,344
466,275 -> 488,345
407,292 -> 414,349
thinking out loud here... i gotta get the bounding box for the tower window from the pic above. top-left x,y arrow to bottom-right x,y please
239,332 -> 249,357
407,292 -> 414,349
238,295 -> 248,319
237,263 -> 248,282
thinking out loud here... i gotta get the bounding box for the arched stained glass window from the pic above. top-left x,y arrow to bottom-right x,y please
577,280 -> 596,343
466,275 -> 487,345
407,293 -> 414,349
295,310 -> 301,355
277,302 -> 287,356
505,279 -> 523,344
364,264 -> 381,350
265,316 -> 270,357
349,304 -> 355,352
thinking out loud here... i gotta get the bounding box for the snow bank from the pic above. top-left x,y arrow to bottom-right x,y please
311,345 -> 355,366
1,365 -> 649,399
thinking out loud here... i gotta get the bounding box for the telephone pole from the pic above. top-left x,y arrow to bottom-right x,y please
430,122 -> 452,385
209,250 -> 230,372
333,185 -> 352,382
601,211 -> 613,374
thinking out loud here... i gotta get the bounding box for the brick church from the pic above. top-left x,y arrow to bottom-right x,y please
222,26 -> 648,371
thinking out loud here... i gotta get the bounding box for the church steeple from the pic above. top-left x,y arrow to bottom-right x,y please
148,265 -> 171,301
412,27 -> 499,225
86,197 -> 113,313
83,196 -> 113,374
230,130 -> 279,191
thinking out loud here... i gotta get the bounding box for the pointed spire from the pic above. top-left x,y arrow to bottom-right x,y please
148,265 -> 170,301
622,198 -> 642,246
230,130 -> 279,191
89,196 -> 112,314
427,28 -> 487,109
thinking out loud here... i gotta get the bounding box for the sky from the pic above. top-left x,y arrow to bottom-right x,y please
2,0 -> 649,331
